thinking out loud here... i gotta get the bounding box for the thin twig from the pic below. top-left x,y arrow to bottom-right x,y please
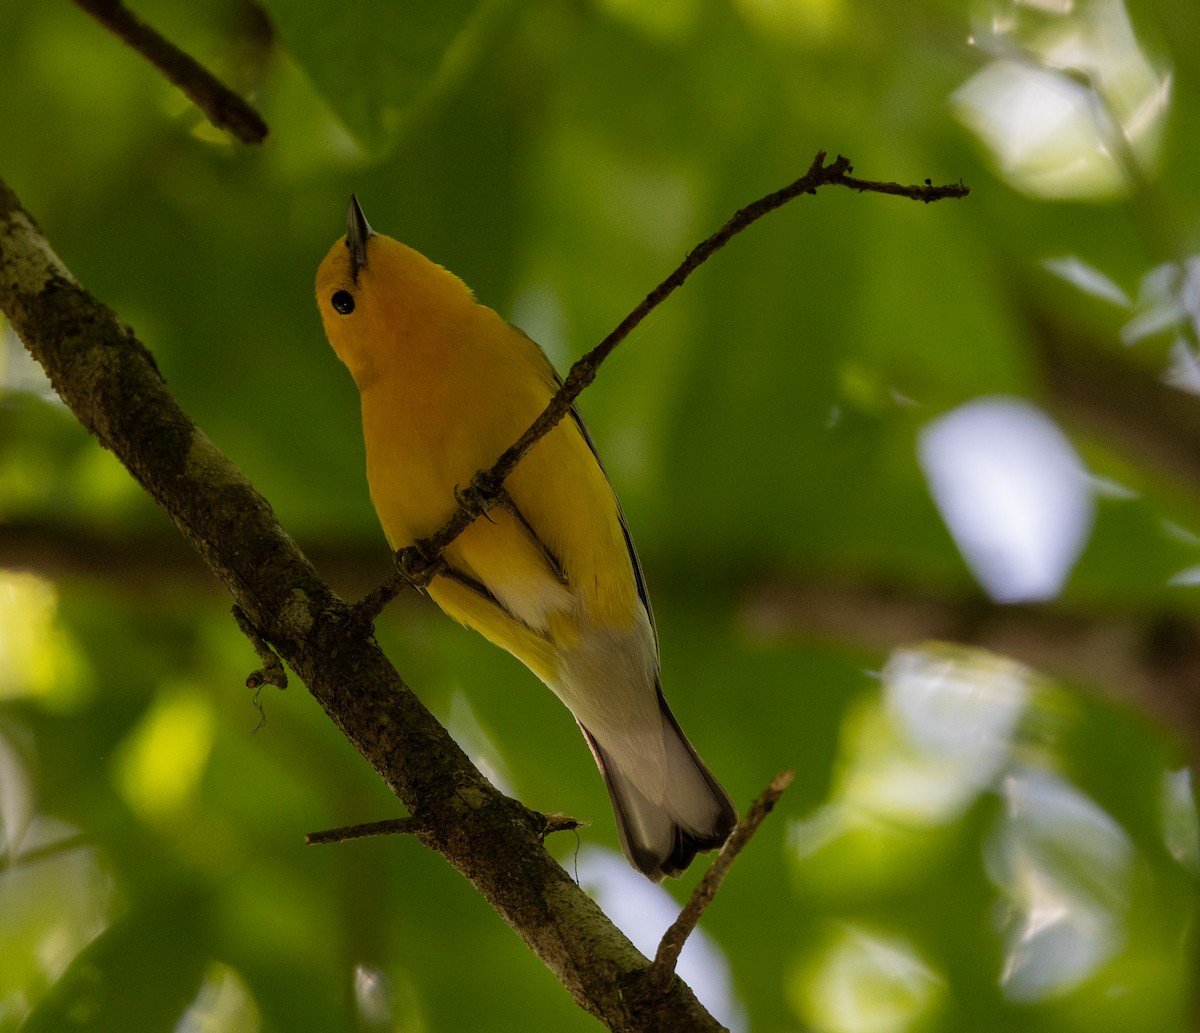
0,170 -> 731,1033
649,769 -> 794,993
357,152 -> 969,617
838,171 -> 969,201
72,0 -> 268,144
306,816 -> 424,845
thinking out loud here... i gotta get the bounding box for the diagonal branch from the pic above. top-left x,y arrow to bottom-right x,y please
359,152 -> 970,617
0,158 -> 965,1030
72,0 -> 268,144
0,178 -> 721,1033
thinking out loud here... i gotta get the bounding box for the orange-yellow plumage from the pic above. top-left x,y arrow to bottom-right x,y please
315,197 -> 735,879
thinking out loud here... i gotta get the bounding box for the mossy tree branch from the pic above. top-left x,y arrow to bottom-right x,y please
0,179 -> 721,1033
0,159 -> 966,1030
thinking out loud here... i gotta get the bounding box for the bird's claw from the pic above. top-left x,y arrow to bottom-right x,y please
454,470 -> 506,523
396,539 -> 445,589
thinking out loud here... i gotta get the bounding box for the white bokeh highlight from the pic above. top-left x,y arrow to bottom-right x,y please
953,0 -> 1171,199
987,770 -> 1132,1002
798,925 -> 945,1033
918,396 -> 1094,603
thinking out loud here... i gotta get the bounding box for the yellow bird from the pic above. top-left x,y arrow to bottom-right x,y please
315,197 -> 736,880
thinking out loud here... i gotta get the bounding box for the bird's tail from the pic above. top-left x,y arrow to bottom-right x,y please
579,691 -> 737,882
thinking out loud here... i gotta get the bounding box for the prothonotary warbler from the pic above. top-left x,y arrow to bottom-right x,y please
315,196 -> 737,880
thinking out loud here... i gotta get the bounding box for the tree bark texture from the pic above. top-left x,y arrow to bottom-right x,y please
0,179 -> 726,1033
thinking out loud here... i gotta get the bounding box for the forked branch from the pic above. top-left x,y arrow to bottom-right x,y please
357,152 -> 970,619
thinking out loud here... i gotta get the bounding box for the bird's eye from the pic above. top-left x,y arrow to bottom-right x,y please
331,290 -> 356,315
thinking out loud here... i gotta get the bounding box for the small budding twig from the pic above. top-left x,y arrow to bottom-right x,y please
306,807 -> 581,849
353,152 -> 969,621
233,604 -> 287,692
72,0 -> 268,144
233,604 -> 287,730
306,816 -> 425,846
649,769 -> 795,993
540,812 -> 588,838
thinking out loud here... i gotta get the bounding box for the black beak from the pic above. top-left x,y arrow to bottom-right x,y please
346,194 -> 374,281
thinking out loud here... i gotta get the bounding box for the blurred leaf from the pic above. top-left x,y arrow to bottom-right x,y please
258,0 -> 494,154
18,892 -> 208,1033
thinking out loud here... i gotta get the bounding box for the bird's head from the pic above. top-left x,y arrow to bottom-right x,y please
315,196 -> 474,389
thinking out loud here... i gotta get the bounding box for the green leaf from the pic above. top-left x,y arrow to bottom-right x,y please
259,0 -> 493,153
18,892 -> 209,1033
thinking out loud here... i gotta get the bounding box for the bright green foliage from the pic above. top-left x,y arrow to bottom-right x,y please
1,1 -> 1199,1031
